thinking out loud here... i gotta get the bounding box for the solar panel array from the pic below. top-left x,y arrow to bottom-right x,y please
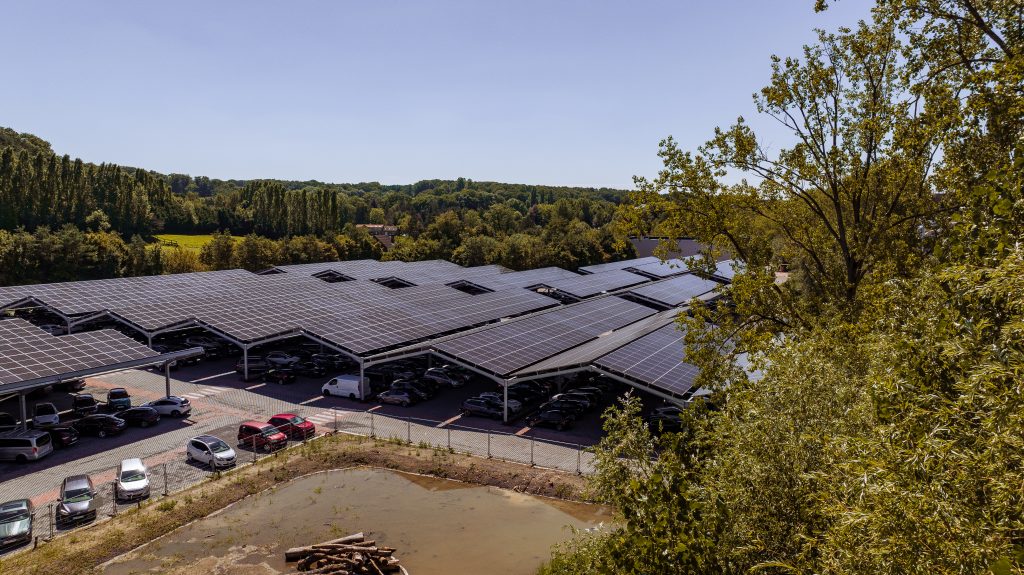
540,269 -> 649,298
593,322 -> 699,397
0,319 -> 159,386
626,258 -> 692,279
627,273 -> 721,308
435,297 -> 655,377
711,259 -> 739,281
578,256 -> 660,275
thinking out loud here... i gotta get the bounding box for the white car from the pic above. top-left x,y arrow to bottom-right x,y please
186,435 -> 236,469
32,403 -> 60,427
142,396 -> 191,417
477,392 -> 522,413
422,368 -> 465,388
265,351 -> 301,367
115,458 -> 151,501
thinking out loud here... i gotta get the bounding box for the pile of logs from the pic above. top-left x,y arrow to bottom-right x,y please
283,532 -> 407,575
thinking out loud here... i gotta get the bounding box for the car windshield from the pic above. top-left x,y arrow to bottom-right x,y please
120,469 -> 146,482
208,440 -> 230,453
63,488 -> 92,502
260,427 -> 279,437
289,416 -> 304,425
0,508 -> 28,522
36,404 -> 56,415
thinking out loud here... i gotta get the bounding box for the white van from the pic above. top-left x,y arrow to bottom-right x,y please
321,375 -> 370,400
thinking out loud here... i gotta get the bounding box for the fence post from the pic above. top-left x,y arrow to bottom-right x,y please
333,408 -> 338,433
406,420 -> 411,444
447,427 -> 451,450
576,444 -> 582,474
530,438 -> 535,467
162,463 -> 168,496
487,432 -> 491,458
48,503 -> 53,539
111,480 -> 118,516
370,412 -> 375,438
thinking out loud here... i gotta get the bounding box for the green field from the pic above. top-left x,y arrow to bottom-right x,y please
153,234 -> 239,252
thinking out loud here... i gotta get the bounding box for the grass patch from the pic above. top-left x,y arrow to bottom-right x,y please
153,234 -> 240,253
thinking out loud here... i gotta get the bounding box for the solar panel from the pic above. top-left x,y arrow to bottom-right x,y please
593,322 -> 699,397
540,269 -> 649,298
625,258 -> 692,279
0,319 -> 159,386
627,273 -> 721,308
577,256 -> 660,275
435,297 -> 655,377
711,259 -> 739,282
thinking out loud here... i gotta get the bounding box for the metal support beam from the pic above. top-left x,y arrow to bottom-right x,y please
18,392 -> 27,431
164,362 -> 172,398
503,379 -> 509,423
243,346 -> 250,382
359,361 -> 366,400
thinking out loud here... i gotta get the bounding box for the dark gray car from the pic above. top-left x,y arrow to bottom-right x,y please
57,475 -> 97,525
0,499 -> 33,548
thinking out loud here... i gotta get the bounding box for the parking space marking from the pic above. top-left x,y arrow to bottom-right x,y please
244,383 -> 266,390
515,426 -> 531,436
366,405 -> 382,412
305,411 -> 336,424
298,395 -> 324,405
189,371 -> 235,383
436,414 -> 462,428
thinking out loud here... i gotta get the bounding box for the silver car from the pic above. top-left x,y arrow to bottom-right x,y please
186,435 -> 236,469
115,458 -> 151,501
0,499 -> 33,548
57,475 -> 97,525
142,396 -> 191,417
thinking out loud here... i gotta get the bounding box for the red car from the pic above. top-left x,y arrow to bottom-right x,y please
237,421 -> 288,451
267,413 -> 316,440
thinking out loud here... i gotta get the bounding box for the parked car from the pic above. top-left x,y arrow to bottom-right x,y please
235,357 -> 271,380
377,389 -> 417,407
46,426 -> 79,449
31,402 -> 60,427
115,458 -> 151,501
71,394 -> 99,417
262,369 -> 297,385
0,430 -> 54,462
38,323 -> 65,336
570,386 -> 607,401
550,393 -> 593,410
291,361 -> 327,377
322,375 -> 371,400
390,379 -> 433,401
186,435 -> 236,468
476,392 -> 523,413
141,396 -> 191,417
106,388 -> 132,411
268,413 -> 315,439
56,475 -> 97,525
421,368 -> 465,389
54,379 -> 86,392
265,351 -> 302,367
0,413 -> 16,433
184,336 -> 231,357
506,384 -> 545,403
0,499 -> 33,548
461,398 -> 504,419
115,406 -> 161,428
237,421 -> 287,451
526,409 -> 576,431
311,353 -> 351,370
539,399 -> 586,416
72,414 -> 126,438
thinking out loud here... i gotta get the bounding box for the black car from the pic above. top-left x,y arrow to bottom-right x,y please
71,394 -> 99,417
0,413 -> 17,432
461,398 -> 504,419
151,344 -> 203,368
71,414 -> 126,438
291,361 -> 327,377
47,426 -> 80,448
526,409 -> 576,431
311,353 -> 351,370
54,379 -> 86,392
263,369 -> 297,385
540,399 -> 586,415
115,407 -> 161,428
551,392 -> 594,410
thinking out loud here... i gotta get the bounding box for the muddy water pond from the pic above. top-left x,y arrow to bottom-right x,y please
103,467 -> 610,575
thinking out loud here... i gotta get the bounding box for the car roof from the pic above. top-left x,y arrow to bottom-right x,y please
194,434 -> 223,443
0,499 -> 30,511
120,458 -> 145,471
271,413 -> 298,418
241,420 -> 272,428
63,475 -> 91,488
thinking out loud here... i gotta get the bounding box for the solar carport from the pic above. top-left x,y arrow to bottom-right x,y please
0,319 -> 202,429
0,256 -> 737,424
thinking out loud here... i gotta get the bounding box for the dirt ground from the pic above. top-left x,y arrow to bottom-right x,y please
0,433 -> 591,575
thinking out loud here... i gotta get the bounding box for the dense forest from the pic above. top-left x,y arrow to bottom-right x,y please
542,1 -> 1024,574
0,128 -> 634,285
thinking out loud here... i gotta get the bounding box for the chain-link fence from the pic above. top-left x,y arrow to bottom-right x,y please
21,409 -> 593,549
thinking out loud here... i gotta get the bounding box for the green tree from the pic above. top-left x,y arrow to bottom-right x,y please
198,230 -> 235,270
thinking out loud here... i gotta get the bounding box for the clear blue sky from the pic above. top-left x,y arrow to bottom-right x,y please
2,1 -> 873,189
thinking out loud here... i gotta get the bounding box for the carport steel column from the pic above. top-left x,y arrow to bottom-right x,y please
243,345 -> 250,382
18,392 -> 27,430
164,362 -> 172,398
